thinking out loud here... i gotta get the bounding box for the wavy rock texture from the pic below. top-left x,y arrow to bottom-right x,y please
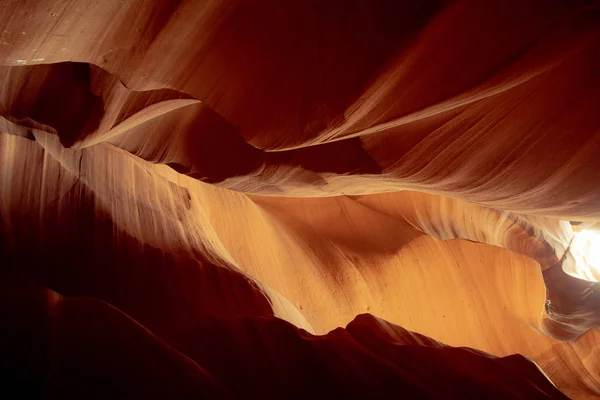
1,0 -> 600,398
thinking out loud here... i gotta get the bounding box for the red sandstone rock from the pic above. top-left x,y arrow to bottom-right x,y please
1,1 -> 600,398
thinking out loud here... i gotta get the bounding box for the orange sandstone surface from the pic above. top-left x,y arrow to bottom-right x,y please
1,1 -> 599,398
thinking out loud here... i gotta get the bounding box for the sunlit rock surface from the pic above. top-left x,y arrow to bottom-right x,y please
1,1 -> 599,398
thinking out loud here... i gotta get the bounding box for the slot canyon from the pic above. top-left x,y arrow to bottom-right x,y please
1,1 -> 600,398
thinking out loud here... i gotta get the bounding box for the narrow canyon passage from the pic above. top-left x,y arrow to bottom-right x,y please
1,1 -> 600,398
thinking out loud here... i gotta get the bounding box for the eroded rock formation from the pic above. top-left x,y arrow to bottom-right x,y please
1,0 -> 600,398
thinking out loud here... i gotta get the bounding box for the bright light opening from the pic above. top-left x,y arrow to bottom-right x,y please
564,229 -> 600,282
